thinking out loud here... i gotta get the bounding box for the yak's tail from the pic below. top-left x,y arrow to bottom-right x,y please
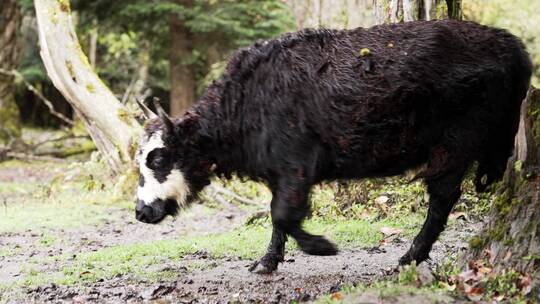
475,38 -> 533,193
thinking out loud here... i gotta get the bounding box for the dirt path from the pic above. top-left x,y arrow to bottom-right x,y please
24,226 -> 475,304
0,163 -> 477,303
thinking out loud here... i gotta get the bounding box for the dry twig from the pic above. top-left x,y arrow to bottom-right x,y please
0,68 -> 75,126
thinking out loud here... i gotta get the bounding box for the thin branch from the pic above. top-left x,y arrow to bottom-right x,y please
31,134 -> 89,149
5,151 -> 66,163
0,68 -> 75,126
208,184 -> 261,206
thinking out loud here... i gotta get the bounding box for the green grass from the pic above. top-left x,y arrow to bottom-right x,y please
0,195 -> 120,233
316,278 -> 454,304
0,161 -> 132,233
7,214 -> 422,290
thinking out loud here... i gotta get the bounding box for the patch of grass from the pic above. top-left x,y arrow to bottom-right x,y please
316,280 -> 454,304
0,196 -> 117,233
37,234 -> 57,248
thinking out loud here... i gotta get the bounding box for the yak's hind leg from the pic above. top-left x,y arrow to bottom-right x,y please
399,164 -> 468,265
248,227 -> 287,273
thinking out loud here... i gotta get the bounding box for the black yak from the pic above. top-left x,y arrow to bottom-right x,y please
134,20 -> 532,273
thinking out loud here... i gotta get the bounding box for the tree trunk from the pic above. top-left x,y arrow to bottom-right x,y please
374,0 -> 460,24
467,87 -> 540,281
34,0 -> 141,173
0,0 -> 23,146
169,2 -> 196,117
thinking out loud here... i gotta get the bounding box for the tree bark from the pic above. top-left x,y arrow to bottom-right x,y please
34,0 -> 141,172
0,0 -> 23,146
467,88 -> 540,281
169,1 -> 196,117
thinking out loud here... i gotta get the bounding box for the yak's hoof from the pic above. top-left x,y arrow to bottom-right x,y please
398,250 -> 429,266
398,252 -> 414,265
248,254 -> 281,274
299,235 -> 338,256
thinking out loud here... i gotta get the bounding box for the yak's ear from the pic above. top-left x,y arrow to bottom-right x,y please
152,97 -> 174,139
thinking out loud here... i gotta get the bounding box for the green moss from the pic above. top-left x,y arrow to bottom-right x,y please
468,235 -> 484,249
493,190 -> 511,216
75,43 -> 93,70
0,93 -> 21,144
117,108 -> 134,126
490,221 -> 509,241
86,83 -> 95,93
57,0 -> 70,12
48,7 -> 58,24
65,60 -> 76,82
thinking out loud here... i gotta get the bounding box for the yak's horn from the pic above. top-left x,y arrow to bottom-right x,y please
152,97 -> 174,134
136,98 -> 157,120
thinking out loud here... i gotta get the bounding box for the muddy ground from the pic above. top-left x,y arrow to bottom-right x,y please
0,163 -> 477,303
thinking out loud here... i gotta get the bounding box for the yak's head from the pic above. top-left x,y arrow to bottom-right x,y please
134,99 -> 211,224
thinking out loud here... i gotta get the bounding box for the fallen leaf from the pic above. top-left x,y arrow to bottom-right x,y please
518,275 -> 532,295
478,266 -> 492,274
493,291 -> 504,302
331,292 -> 344,300
466,287 -> 484,301
380,227 -> 403,236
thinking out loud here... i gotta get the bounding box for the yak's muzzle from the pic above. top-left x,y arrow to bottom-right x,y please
135,198 -> 179,224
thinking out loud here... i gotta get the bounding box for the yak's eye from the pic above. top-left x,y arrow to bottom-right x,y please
152,156 -> 165,167
147,149 -> 169,170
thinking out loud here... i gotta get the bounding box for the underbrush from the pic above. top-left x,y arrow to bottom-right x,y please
318,254 -> 535,303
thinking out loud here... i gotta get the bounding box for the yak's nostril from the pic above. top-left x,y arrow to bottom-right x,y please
136,200 -> 146,212
136,206 -> 154,222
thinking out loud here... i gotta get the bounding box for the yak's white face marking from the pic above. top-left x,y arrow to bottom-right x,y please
136,131 -> 190,206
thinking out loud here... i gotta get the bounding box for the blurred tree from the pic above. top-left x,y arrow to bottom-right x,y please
286,0 -> 374,30
0,0 -> 23,146
374,0 -> 461,24
73,0 -> 294,116
464,0 -> 540,86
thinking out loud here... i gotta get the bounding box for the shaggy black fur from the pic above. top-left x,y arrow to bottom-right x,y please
146,20 -> 532,273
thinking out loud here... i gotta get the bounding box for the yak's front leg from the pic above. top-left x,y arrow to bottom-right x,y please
272,178 -> 338,256
248,227 -> 287,274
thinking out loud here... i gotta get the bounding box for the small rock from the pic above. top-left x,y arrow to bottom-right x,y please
416,263 -> 435,286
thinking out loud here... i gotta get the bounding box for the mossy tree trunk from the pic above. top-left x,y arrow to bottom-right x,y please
34,0 -> 141,173
374,0 -> 461,24
0,0 -> 23,146
467,88 -> 540,281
